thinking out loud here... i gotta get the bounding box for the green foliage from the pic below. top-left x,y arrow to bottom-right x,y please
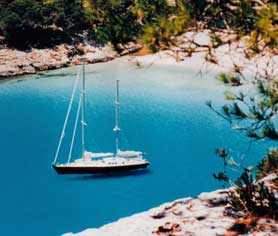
213,148 -> 278,218
231,172 -> 277,218
0,0 -> 45,48
203,0 -> 256,32
210,33 -> 223,49
84,0 -> 191,51
2,0 -> 278,53
213,148 -> 229,187
137,0 -> 191,51
256,148 -> 278,179
53,0 -> 87,33
209,73 -> 278,140
0,0 -> 192,50
249,3 -> 278,51
217,73 -> 241,86
196,1 -> 278,53
84,0 -> 139,46
0,0 -> 87,48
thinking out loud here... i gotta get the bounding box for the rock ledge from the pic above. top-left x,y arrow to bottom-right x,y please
63,177 -> 278,236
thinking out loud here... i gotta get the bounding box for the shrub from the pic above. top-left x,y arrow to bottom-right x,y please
213,148 -> 278,218
0,0 -> 87,49
256,148 -> 278,179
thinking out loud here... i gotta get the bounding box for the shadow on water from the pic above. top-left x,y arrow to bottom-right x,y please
39,69 -> 98,79
0,74 -> 40,85
0,69 -> 99,85
39,72 -> 76,78
65,169 -> 152,181
0,76 -> 29,85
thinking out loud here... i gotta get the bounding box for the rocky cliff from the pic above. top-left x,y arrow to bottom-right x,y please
0,42 -> 141,78
64,174 -> 278,236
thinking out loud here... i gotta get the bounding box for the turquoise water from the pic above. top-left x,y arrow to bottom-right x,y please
0,58 -> 272,236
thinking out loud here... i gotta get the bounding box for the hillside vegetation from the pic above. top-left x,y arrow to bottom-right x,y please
1,0 -> 278,52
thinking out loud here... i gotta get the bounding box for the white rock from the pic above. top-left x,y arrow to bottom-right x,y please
22,65 -> 35,74
0,65 -> 21,76
63,191 -> 235,236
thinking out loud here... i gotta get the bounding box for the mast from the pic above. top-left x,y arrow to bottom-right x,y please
113,80 -> 120,155
81,61 -> 86,159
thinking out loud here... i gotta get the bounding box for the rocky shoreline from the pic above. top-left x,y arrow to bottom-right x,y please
0,42 -> 142,78
63,174 -> 278,236
0,30 -> 243,78
0,30 -> 271,79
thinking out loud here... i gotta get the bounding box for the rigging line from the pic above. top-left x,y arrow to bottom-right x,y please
67,93 -> 82,164
53,67 -> 81,164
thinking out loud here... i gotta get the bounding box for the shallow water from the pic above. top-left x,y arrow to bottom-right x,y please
0,58 -> 273,236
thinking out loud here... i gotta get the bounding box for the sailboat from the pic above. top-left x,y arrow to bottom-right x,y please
52,63 -> 149,174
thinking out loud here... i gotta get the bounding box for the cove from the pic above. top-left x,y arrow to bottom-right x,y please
0,58 -> 273,236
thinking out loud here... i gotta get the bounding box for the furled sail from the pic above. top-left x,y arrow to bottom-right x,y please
117,150 -> 143,157
84,151 -> 113,159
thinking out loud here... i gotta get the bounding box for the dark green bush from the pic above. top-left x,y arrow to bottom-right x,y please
0,0 -> 87,49
231,172 -> 277,218
256,148 -> 278,179
213,148 -> 278,219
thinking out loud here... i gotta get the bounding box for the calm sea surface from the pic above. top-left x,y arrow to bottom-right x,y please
0,58 -> 273,235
